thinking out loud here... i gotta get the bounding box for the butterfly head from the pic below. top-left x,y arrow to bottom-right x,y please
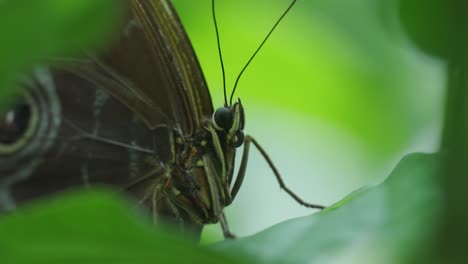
212,99 -> 245,148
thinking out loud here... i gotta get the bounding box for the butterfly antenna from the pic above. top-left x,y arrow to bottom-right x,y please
229,0 -> 297,105
212,0 -> 228,107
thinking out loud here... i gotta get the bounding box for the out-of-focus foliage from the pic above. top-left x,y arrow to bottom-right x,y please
0,190 -> 240,264
0,153 -> 440,264
215,153 -> 440,264
0,0 -> 124,111
401,0 -> 468,263
401,1 -> 468,263
400,0 -> 463,59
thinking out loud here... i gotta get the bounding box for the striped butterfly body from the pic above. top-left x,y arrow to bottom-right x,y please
0,0 -> 323,239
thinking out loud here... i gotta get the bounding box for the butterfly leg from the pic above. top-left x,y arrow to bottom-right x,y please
153,184 -> 205,223
202,154 -> 236,239
230,135 -> 325,209
152,185 -> 206,240
152,185 -> 183,228
219,212 -> 236,239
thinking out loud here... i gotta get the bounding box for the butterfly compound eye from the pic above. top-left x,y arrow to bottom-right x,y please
212,107 -> 233,131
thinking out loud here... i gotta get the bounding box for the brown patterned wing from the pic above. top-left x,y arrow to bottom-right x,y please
0,0 -> 214,210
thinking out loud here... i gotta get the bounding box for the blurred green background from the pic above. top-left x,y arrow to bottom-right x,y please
171,0 -> 444,240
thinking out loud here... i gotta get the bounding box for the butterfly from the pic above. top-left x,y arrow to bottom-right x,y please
0,0 -> 323,239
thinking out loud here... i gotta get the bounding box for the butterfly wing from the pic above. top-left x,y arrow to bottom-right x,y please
0,0 -> 214,210
130,0 -> 214,132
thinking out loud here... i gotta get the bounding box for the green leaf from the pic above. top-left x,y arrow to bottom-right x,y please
399,0 -> 467,59
0,189 -> 240,264
0,154 -> 440,263
0,0 -> 124,111
215,153 -> 441,263
400,1 -> 468,261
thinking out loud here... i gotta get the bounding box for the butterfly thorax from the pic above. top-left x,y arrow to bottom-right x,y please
156,101 -> 245,227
